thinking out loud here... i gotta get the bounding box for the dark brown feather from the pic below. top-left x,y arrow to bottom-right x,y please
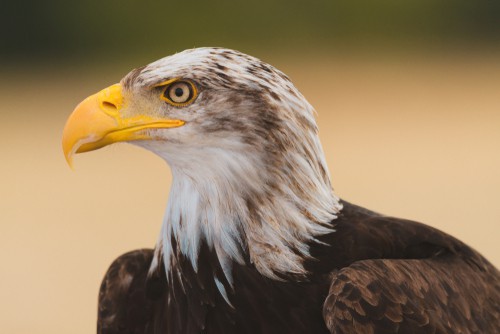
97,249 -> 167,334
323,257 -> 500,333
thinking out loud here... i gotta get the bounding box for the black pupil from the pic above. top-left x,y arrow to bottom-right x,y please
174,87 -> 184,97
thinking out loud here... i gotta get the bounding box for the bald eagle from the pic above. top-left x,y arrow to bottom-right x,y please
62,48 -> 499,334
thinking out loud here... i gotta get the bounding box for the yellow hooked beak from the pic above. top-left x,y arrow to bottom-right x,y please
62,83 -> 185,168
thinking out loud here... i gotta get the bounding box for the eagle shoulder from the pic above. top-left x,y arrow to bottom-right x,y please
97,249 -> 166,334
321,203 -> 500,334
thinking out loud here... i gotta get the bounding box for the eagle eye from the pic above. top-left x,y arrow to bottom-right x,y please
161,81 -> 197,106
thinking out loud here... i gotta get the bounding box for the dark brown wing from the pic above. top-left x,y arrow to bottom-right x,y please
97,249 -> 166,334
319,201 -> 500,333
322,240 -> 500,334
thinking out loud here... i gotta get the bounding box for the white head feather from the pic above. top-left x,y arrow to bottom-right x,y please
121,47 -> 342,283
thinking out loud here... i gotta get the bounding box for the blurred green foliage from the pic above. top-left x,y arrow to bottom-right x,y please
1,0 -> 499,62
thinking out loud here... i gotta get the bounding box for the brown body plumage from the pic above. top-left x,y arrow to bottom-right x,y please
98,201 -> 500,333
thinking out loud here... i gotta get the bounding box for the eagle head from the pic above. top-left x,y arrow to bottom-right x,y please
63,48 -> 341,281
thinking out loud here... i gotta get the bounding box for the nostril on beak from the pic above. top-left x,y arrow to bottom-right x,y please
97,84 -> 123,114
101,101 -> 118,110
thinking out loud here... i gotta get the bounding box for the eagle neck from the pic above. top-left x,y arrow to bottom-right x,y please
155,142 -> 341,284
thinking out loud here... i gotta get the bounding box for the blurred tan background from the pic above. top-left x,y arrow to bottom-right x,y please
1,1 -> 499,333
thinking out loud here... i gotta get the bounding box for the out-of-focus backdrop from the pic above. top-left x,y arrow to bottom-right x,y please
1,1 -> 499,333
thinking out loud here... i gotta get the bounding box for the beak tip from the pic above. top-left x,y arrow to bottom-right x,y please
66,157 -> 75,170
63,149 -> 75,170
62,138 -> 76,170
